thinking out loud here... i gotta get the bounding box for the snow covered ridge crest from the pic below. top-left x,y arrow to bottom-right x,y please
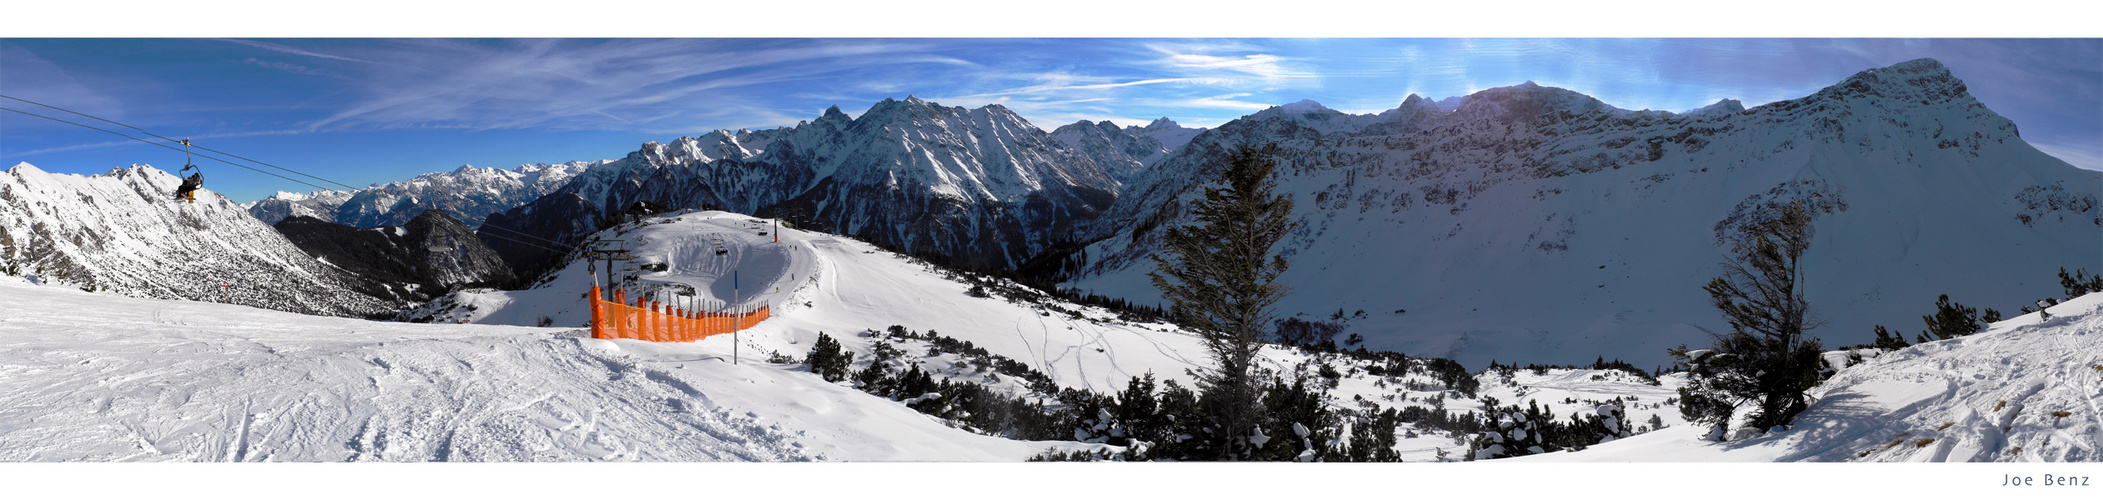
2,163 -> 404,317
244,160 -> 609,229
1067,57 -> 2101,368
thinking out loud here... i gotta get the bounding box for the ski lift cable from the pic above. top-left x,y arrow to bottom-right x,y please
2,106 -> 338,192
1,94 -> 362,192
473,229 -> 574,256
477,222 -> 577,251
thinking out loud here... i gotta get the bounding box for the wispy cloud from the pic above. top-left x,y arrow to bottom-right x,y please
301,39 -> 953,132
243,58 -> 346,79
215,39 -> 371,64
1143,41 -> 1312,87
3,127 -> 311,158
2030,142 -> 2103,172
0,44 -> 132,123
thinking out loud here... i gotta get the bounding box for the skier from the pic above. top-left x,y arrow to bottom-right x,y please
174,165 -> 203,204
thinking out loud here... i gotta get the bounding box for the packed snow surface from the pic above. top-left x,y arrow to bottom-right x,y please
434,210 -> 1218,393
1521,292 -> 2103,462
0,274 -> 1063,461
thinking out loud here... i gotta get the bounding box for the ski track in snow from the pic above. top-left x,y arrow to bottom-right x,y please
1517,292 -> 2103,462
0,280 -> 821,462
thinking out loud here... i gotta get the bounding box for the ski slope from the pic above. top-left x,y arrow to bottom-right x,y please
1523,292 -> 2103,462
0,210 -> 1242,462
0,274 -> 1068,461
434,210 -> 1221,394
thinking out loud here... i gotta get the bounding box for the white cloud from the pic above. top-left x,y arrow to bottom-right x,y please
1143,42 -> 1309,87
2029,142 -> 2103,172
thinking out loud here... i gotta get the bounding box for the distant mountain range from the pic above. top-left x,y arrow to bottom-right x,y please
245,161 -> 606,229
476,97 -> 1205,274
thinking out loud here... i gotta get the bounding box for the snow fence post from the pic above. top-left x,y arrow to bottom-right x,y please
634,294 -> 649,341
590,286 -> 606,339
650,300 -> 664,342
613,290 -> 629,339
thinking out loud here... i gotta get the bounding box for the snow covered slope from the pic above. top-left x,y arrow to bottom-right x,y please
1524,292 -> 2103,462
1050,118 -> 1205,183
430,210 -> 1215,393
1069,58 -> 2101,369
245,161 -> 606,228
0,275 -> 1074,461
4,204 -> 1690,462
1,163 -> 403,317
427,209 -> 1695,461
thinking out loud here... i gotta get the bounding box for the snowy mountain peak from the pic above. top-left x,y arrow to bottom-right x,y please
1816,57 -> 1970,105
1279,99 -> 1333,114
485,95 -> 1121,272
1690,98 -> 1745,115
1144,117 -> 1181,130
1398,93 -> 1433,110
1453,81 -> 1616,119
2,163 -> 402,316
247,160 -> 604,228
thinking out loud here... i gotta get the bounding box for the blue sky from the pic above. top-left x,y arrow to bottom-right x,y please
3,38 -> 2098,203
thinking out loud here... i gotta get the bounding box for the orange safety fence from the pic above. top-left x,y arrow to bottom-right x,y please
588,286 -> 771,342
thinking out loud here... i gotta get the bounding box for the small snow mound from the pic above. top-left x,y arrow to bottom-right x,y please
578,337 -> 621,353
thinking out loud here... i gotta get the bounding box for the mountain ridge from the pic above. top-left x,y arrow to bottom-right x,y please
1062,57 -> 2100,368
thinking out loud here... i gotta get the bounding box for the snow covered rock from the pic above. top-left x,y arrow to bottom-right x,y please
1,163 -> 403,317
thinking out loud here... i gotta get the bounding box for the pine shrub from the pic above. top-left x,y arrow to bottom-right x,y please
806,332 -> 854,382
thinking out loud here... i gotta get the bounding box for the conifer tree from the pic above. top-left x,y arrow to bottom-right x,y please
1871,325 -> 1910,350
1674,200 -> 1830,439
2061,267 -> 2103,299
1916,294 -> 1984,343
1148,143 -> 1296,460
806,332 -> 854,382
